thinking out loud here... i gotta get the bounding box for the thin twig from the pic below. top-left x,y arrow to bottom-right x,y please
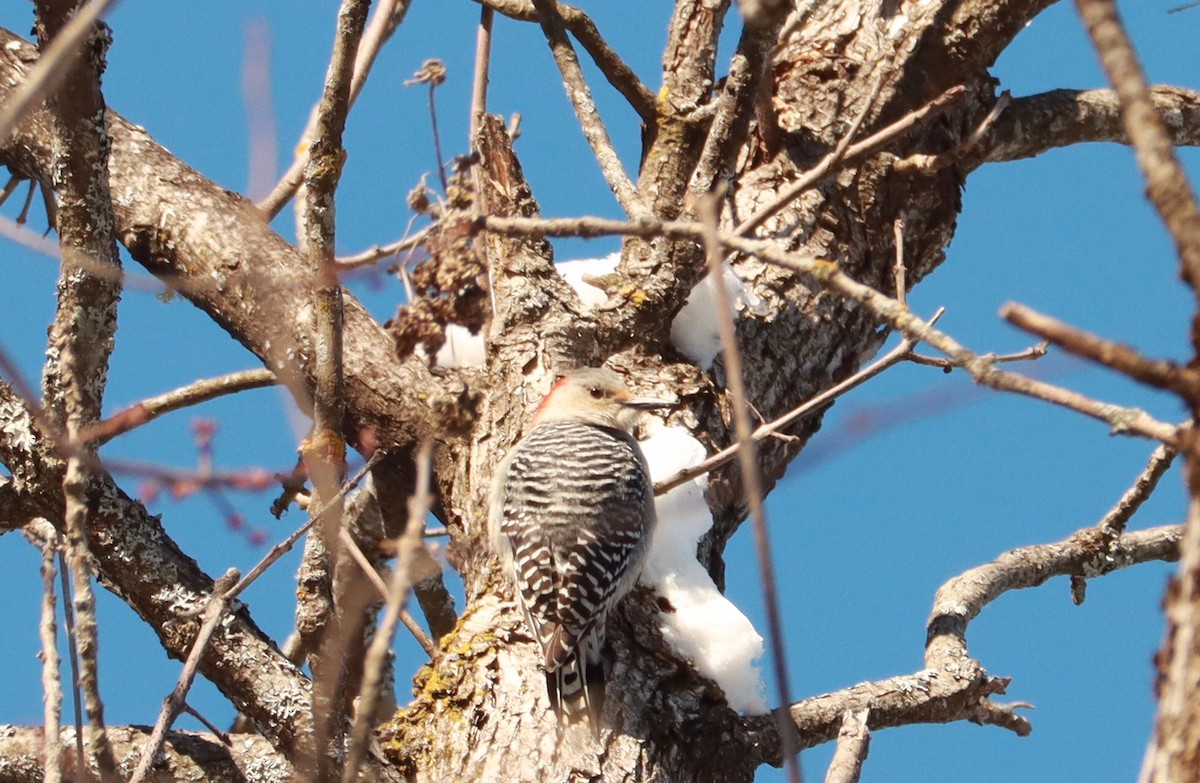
0,0 -> 121,145
735,84 -> 965,237
0,174 -> 20,206
406,61 -> 450,193
343,442 -> 434,783
699,193 -> 800,783
1072,443 -> 1179,604
257,0 -> 413,218
469,5 -> 495,145
529,0 -> 647,218
57,552 -> 85,783
1075,0 -> 1200,305
225,450 -> 384,603
336,224 -> 431,269
654,313 -> 940,495
36,534 -> 64,783
340,528 -> 390,598
892,218 -> 907,306
475,0 -> 656,121
181,704 -> 232,744
17,179 -> 37,225
127,569 -> 240,783
83,369 -> 277,445
1099,444 -> 1178,537
1001,301 -> 1200,398
906,343 -> 1048,370
338,528 -> 436,655
398,608 -> 436,656
480,213 -> 1180,444
296,3 -> 370,777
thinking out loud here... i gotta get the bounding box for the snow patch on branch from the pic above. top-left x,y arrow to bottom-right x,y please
556,253 -> 619,308
638,424 -> 768,715
556,252 -> 764,369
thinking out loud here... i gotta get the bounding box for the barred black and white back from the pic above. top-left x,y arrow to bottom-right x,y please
489,418 -> 657,735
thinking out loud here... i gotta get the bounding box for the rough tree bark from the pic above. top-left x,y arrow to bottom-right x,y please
0,1 -> 1198,782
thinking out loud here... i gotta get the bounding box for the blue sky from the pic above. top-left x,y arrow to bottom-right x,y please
0,2 -> 1197,781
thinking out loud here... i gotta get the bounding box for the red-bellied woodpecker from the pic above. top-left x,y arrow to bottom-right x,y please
489,368 -> 672,734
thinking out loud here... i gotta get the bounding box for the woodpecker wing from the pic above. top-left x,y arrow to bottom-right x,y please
497,421 -> 655,672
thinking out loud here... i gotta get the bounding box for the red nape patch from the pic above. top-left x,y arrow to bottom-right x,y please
531,375 -> 572,426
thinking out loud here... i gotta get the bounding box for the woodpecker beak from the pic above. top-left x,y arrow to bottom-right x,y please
623,396 -> 676,412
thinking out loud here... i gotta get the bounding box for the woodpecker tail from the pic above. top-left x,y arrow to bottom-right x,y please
546,632 -> 605,738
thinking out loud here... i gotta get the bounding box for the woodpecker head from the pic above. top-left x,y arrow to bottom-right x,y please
531,368 -> 674,432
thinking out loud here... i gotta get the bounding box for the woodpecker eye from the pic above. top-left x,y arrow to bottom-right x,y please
589,387 -> 604,399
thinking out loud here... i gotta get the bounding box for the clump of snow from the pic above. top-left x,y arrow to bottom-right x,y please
415,324 -> 485,369
434,324 -> 486,368
637,424 -> 768,715
669,264 -> 764,369
556,252 -> 763,370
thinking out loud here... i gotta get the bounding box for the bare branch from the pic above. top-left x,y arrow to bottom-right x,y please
480,213 -> 1180,444
128,569 -> 240,783
295,3 -> 369,774
699,194 -> 800,783
529,0 -> 646,218
735,85 -> 966,237
225,450 -> 385,603
57,550 -> 86,782
0,0 -> 119,145
258,0 -> 413,218
0,375 -> 316,758
34,531 -> 64,783
343,442 -> 433,783
1001,301 -> 1200,399
335,224 -> 430,269
937,0 -> 1058,76
1100,445 -> 1177,539
0,725 -> 291,783
0,27 -> 453,507
339,527 -> 436,655
979,87 -> 1200,165
906,342 -> 1047,369
83,369 -> 277,446
748,524 -> 1180,766
687,7 -> 788,198
928,524 -> 1181,663
824,709 -> 870,783
34,0 -> 126,773
1073,444 -> 1178,604
473,0 -> 656,121
469,6 -> 495,144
